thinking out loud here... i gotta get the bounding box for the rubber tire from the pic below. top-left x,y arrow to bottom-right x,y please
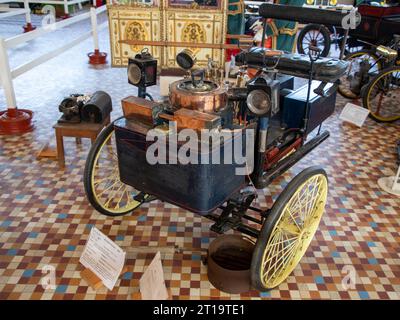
250,166 -> 328,291
83,119 -> 142,216
362,66 -> 400,123
337,50 -> 381,99
297,24 -> 331,58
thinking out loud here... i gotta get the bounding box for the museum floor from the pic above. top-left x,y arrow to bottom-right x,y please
0,13 -> 400,300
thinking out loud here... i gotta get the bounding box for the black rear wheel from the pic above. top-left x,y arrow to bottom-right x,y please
297,24 -> 331,58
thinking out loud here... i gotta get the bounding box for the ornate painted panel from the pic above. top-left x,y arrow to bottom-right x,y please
164,10 -> 224,68
107,0 -> 227,68
108,5 -> 162,67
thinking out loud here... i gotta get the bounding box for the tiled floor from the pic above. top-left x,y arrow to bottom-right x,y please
0,10 -> 400,300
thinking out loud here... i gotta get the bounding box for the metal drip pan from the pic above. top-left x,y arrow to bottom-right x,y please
177,80 -> 218,93
169,79 -> 227,112
207,235 -> 254,294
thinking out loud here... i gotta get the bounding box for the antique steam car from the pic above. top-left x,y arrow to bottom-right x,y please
83,4 -> 349,291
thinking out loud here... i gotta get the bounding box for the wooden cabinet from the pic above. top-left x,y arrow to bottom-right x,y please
107,0 -> 227,68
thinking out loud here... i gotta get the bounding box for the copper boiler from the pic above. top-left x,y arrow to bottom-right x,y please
169,79 -> 227,113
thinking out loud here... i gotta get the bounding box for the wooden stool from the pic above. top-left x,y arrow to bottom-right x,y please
53,115 -> 111,168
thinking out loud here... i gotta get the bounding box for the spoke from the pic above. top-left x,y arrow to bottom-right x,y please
304,34 -> 313,42
264,235 -> 299,251
263,233 -> 296,267
288,184 -> 309,214
299,177 -> 318,221
104,183 -> 125,208
262,229 -> 284,269
114,185 -> 128,209
295,188 -> 308,223
93,176 -> 113,186
304,178 -> 321,223
304,182 -> 323,228
278,217 -> 301,235
263,239 -> 298,281
101,178 -> 121,203
267,239 -> 300,283
97,179 -> 119,198
125,188 -> 133,205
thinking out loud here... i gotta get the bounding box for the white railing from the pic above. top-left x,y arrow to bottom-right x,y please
0,8 -> 29,20
0,0 -> 32,27
0,5 -> 107,109
0,0 -> 89,20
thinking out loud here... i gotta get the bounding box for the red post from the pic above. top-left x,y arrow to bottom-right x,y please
0,109 -> 34,135
23,23 -> 37,33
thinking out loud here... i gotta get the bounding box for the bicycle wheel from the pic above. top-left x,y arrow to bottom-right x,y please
338,50 -> 382,99
83,121 -> 145,216
297,24 -> 331,58
362,66 -> 400,123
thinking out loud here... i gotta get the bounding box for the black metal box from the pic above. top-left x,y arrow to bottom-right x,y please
114,118 -> 247,215
281,81 -> 336,133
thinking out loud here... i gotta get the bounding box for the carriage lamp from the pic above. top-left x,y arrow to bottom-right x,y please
247,76 -> 280,117
376,45 -> 398,61
128,48 -> 157,88
247,90 -> 271,116
176,49 -> 197,70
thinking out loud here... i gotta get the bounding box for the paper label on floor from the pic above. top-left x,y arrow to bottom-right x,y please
339,103 -> 370,127
79,227 -> 126,291
139,251 -> 169,300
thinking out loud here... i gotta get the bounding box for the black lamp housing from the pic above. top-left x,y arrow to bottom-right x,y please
246,76 -> 280,117
128,50 -> 157,88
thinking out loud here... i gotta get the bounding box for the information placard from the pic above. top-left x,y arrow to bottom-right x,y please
80,227 -> 126,290
139,251 -> 169,300
339,103 -> 370,127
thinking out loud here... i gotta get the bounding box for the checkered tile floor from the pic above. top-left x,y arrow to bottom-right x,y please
0,13 -> 399,300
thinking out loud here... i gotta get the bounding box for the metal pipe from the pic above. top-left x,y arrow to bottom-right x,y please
340,29 -> 349,60
242,214 -> 263,225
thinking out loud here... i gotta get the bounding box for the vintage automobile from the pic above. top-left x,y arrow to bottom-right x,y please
337,35 -> 400,122
83,3 -> 350,291
298,2 -> 400,56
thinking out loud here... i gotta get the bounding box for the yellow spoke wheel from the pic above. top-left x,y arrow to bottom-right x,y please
362,66 -> 400,123
83,121 -> 144,216
251,166 -> 328,291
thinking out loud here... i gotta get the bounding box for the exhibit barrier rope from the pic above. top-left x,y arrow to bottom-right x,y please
0,4 -> 108,135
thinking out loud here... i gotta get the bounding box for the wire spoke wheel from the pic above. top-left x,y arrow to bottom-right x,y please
338,50 -> 381,99
297,24 -> 331,58
84,121 -> 145,216
362,66 -> 400,123
251,167 -> 328,290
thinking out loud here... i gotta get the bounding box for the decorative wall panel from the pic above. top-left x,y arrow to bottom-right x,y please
107,0 -> 227,68
108,6 -> 162,67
